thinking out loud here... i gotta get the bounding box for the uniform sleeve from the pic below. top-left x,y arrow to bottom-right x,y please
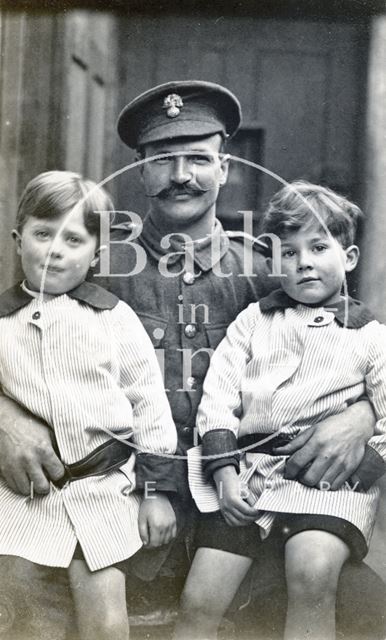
196,302 -> 259,478
252,246 -> 282,298
357,322 -> 386,489
113,301 -> 178,492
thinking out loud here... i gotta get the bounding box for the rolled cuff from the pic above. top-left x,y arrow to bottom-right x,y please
135,453 -> 177,493
348,445 -> 386,491
202,429 -> 240,479
204,456 -> 240,480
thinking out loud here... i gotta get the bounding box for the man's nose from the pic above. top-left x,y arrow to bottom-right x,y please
171,156 -> 192,184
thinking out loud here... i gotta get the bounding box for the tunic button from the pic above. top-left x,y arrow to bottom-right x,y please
184,324 -> 197,338
182,426 -> 191,435
314,316 -> 324,323
183,272 -> 195,285
32,311 -> 41,320
186,376 -> 196,389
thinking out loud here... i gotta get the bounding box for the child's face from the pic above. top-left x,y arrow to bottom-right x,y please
13,207 -> 99,295
271,222 -> 359,306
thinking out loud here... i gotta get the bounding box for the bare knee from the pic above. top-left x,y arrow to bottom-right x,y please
69,560 -> 128,640
175,548 -> 252,640
285,530 -> 349,605
287,557 -> 340,604
179,584 -> 223,627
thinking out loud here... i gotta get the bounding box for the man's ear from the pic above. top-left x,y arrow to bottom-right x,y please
90,245 -> 106,268
344,244 -> 360,272
219,153 -> 230,187
135,150 -> 145,180
12,229 -> 22,255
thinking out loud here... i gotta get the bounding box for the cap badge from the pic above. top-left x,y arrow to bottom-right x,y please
163,93 -> 183,118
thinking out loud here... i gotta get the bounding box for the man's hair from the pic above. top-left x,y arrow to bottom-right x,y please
262,180 -> 363,248
16,171 -> 114,242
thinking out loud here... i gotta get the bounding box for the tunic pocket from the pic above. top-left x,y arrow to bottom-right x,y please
205,323 -> 229,350
136,313 -> 168,348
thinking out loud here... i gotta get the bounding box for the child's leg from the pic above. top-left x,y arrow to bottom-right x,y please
284,530 -> 350,640
68,558 -> 129,640
174,547 -> 253,640
0,556 -> 72,640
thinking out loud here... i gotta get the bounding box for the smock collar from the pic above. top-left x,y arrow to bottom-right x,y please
259,289 -> 375,328
0,281 -> 119,318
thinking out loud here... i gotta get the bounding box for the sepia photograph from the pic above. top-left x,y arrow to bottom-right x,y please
0,0 -> 386,638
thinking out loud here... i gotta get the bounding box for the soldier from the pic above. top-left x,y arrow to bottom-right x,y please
0,81 -> 384,638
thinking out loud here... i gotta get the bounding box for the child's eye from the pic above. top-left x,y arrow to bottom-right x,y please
313,244 -> 327,252
282,249 -> 296,258
67,236 -> 82,245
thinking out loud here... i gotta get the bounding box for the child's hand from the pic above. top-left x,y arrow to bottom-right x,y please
213,466 -> 260,527
138,493 -> 177,548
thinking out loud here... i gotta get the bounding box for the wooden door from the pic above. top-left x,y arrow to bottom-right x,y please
62,11 -> 118,182
115,15 -> 367,235
0,9 -> 120,288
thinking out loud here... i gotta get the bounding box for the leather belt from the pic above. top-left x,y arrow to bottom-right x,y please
237,433 -> 293,455
53,438 -> 132,489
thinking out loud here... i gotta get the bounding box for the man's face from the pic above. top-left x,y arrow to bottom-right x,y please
140,134 -> 229,233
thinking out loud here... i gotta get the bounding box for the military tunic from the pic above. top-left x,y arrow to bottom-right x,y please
94,214 -> 274,453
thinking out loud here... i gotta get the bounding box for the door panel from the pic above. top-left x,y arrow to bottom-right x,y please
116,16 -> 366,232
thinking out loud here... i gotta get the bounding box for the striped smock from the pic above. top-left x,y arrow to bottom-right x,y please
0,282 -> 177,571
188,289 -> 386,547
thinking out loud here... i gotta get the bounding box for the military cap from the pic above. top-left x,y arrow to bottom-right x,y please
117,80 -> 242,149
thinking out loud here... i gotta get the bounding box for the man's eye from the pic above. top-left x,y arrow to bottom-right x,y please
190,155 -> 211,164
34,230 -> 50,239
152,156 -> 172,165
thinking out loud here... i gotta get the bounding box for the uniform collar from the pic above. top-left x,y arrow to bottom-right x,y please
259,288 -> 375,328
140,214 -> 230,271
0,281 -> 119,318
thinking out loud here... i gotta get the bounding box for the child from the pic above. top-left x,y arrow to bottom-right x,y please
0,171 -> 177,640
177,181 -> 386,640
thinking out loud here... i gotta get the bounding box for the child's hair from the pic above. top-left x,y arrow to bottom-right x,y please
16,171 -> 114,242
262,180 -> 363,248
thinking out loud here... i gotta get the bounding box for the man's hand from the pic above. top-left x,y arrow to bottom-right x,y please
213,466 -> 260,526
138,493 -> 177,548
274,401 -> 375,490
0,396 -> 64,495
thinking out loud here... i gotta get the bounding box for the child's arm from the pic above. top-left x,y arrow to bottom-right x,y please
213,466 -> 260,526
113,302 -> 178,546
354,322 -> 386,490
197,302 -> 258,477
138,493 -> 177,547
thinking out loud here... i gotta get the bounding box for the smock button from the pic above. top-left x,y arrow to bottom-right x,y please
183,272 -> 195,285
186,376 -> 197,389
314,316 -> 324,323
184,324 -> 197,338
182,426 -> 191,435
32,311 -> 41,320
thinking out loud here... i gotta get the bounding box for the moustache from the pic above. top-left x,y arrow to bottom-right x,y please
147,185 -> 212,198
